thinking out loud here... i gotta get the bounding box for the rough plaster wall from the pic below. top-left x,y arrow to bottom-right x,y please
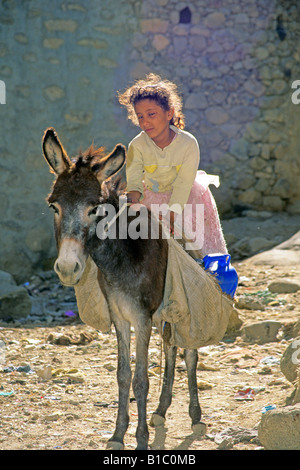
0,0 -> 299,280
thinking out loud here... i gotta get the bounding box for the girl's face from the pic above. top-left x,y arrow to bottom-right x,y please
134,99 -> 174,145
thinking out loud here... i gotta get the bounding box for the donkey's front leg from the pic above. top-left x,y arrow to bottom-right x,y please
151,341 -> 177,425
132,317 -> 152,450
151,323 -> 177,426
107,319 -> 132,450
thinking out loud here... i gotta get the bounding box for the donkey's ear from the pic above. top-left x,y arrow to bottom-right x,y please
92,144 -> 126,183
42,128 -> 71,175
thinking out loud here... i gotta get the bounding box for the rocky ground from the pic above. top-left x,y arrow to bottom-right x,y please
0,216 -> 299,451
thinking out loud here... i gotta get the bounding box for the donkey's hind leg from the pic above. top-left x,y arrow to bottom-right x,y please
184,348 -> 206,436
184,349 -> 201,425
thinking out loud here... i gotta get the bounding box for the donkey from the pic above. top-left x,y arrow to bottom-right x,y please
42,128 -> 204,450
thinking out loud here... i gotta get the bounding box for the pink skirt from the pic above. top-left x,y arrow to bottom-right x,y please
142,172 -> 227,256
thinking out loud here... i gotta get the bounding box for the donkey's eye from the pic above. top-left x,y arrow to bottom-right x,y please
88,206 -> 99,217
48,203 -> 59,214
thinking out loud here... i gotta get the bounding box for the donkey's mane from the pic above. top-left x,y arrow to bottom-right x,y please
73,144 -> 106,170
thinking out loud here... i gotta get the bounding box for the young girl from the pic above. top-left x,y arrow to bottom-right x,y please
118,73 -> 227,256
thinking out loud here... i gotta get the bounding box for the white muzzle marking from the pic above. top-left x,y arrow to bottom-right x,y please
54,238 -> 86,286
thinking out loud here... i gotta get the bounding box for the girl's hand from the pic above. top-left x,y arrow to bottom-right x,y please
169,211 -> 175,234
159,210 -> 175,234
126,191 -> 141,204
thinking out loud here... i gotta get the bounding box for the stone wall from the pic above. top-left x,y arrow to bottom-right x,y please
128,0 -> 300,215
0,0 -> 299,281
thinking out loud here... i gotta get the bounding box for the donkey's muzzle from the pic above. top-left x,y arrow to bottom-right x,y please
54,238 -> 85,286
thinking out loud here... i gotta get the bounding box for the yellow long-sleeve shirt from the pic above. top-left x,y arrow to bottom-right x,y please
126,125 -> 200,214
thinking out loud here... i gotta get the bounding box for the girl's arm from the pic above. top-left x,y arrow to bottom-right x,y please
168,139 -> 200,213
126,143 -> 144,197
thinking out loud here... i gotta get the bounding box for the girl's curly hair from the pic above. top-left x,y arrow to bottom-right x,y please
118,73 -> 185,130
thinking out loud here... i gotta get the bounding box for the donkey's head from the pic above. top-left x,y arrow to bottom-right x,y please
42,127 -> 126,286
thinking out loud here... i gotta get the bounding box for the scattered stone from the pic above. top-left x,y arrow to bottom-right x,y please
52,368 -> 79,377
44,411 -> 64,422
248,237 -> 275,254
197,380 -> 213,390
287,200 -> 300,215
280,339 -> 300,384
236,295 -> 265,311
217,436 -> 234,450
1,271 -> 79,325
258,366 -> 272,375
247,248 -> 300,267
242,320 -> 282,344
268,279 -> 300,294
47,332 -> 95,345
291,376 -> 300,405
258,404 -> 300,450
65,373 -> 85,384
103,363 -> 116,372
292,320 -> 300,338
30,413 -> 39,422
0,271 -> 32,320
36,365 -> 53,381
214,426 -> 258,449
3,364 -> 32,374
88,440 -> 98,448
16,364 -> 32,373
197,361 -> 220,372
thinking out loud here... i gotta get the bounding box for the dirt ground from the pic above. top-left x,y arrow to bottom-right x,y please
0,252 -> 299,451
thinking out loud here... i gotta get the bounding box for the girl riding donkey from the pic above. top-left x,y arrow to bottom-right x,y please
118,73 -> 227,256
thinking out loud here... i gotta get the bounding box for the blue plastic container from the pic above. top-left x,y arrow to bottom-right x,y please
202,253 -> 238,298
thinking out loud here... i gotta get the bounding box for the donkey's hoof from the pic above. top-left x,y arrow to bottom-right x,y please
192,421 -> 207,437
106,440 -> 124,450
150,413 -> 165,427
